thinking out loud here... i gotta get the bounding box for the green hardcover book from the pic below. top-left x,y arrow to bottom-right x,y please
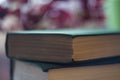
10,56 -> 120,73
11,59 -> 120,80
6,29 -> 120,63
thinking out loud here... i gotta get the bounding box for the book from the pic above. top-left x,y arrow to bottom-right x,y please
11,57 -> 120,80
11,56 -> 120,72
48,63 -> 120,80
6,29 -> 120,63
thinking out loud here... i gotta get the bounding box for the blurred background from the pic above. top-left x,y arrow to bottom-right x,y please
0,0 -> 119,80
0,0 -> 105,32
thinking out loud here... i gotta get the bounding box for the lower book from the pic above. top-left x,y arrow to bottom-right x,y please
49,63 -> 120,80
11,57 -> 120,80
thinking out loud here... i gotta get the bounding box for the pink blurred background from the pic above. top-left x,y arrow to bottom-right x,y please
0,0 -> 105,80
0,0 -> 105,32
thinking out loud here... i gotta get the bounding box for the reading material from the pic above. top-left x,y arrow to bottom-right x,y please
6,29 -> 120,63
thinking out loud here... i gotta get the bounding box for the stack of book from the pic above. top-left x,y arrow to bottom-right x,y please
6,29 -> 120,80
